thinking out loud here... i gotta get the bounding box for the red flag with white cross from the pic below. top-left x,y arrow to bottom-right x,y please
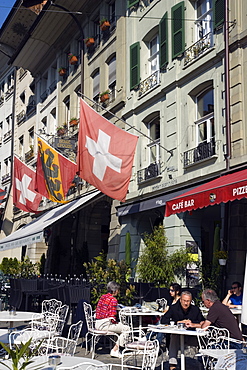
13,156 -> 42,213
77,99 -> 138,202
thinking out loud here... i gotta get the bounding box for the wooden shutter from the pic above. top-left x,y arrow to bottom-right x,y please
171,1 -> 185,59
214,0 -> 224,30
127,0 -> 139,8
130,42 -> 140,90
159,12 -> 168,69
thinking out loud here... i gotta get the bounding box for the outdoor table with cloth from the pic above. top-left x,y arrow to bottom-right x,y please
214,349 -> 247,370
148,324 -> 206,370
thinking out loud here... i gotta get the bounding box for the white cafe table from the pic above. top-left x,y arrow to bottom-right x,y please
148,324 -> 206,370
0,311 -> 43,328
230,306 -> 242,328
123,309 -> 164,338
214,349 -> 247,370
0,355 -> 105,370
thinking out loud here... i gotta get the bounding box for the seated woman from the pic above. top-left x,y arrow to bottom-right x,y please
95,281 -> 129,358
167,283 -> 181,309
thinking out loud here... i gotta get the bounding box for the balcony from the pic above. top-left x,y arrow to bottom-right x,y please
183,140 -> 216,168
137,162 -> 161,184
184,32 -> 213,66
26,98 -> 36,116
5,86 -> 14,100
49,80 -> 57,94
25,148 -> 34,162
138,70 -> 160,98
40,89 -> 49,103
17,110 -> 26,125
3,130 -> 12,142
2,173 -> 10,183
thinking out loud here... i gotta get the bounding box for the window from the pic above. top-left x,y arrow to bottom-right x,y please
19,136 -> 24,158
7,72 -> 14,88
29,127 -> 34,147
149,36 -> 159,75
195,0 -> 213,40
63,96 -> 70,123
108,56 -> 116,100
109,1 -> 116,25
196,88 -> 214,145
147,116 -> 160,163
92,70 -> 100,101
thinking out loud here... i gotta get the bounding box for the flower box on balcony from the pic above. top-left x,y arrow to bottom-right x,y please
100,19 -> 110,31
100,90 -> 110,103
68,53 -> 78,65
58,67 -> 67,76
69,118 -> 79,127
85,38 -> 95,48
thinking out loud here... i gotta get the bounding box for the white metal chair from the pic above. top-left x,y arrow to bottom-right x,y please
47,320 -> 83,356
156,298 -> 167,312
83,302 -> 119,359
121,339 -> 159,370
9,327 -> 52,355
42,298 -> 63,315
197,326 -> 230,369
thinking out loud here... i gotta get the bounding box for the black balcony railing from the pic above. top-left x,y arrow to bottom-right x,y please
184,32 -> 213,66
138,70 -> 160,97
40,89 -> 49,103
137,162 -> 161,184
183,140 -> 215,167
49,80 -> 57,93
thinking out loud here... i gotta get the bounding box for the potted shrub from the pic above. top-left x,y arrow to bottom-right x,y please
58,67 -> 67,76
84,37 -> 95,48
68,53 -> 78,65
99,18 -> 110,31
214,250 -> 228,266
69,117 -> 78,127
57,125 -> 66,136
100,90 -> 110,103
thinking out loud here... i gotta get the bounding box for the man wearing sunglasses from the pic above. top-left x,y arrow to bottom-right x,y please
222,281 -> 243,308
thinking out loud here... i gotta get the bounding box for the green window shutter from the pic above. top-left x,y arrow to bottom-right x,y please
214,0 -> 224,30
159,12 -> 168,69
130,42 -> 140,90
127,0 -> 139,8
171,1 -> 185,59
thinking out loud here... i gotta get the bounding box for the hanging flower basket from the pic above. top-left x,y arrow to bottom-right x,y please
85,38 -> 95,48
69,118 -> 78,127
58,68 -> 67,76
219,259 -> 227,266
100,90 -> 110,103
100,20 -> 110,31
68,53 -> 78,65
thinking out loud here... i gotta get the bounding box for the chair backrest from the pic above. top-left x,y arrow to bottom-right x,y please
156,298 -> 167,312
9,328 -> 50,355
55,304 -> 69,335
68,320 -> 83,342
83,302 -> 94,331
197,326 -> 230,351
42,298 -> 62,315
141,339 -> 159,370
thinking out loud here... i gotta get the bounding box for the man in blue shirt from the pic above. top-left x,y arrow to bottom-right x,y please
222,281 -> 243,308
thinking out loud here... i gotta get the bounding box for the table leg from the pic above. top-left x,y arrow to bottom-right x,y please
180,335 -> 185,370
139,316 -> 142,338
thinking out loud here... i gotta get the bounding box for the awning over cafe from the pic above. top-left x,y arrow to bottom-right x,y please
0,190 -> 100,251
165,169 -> 247,217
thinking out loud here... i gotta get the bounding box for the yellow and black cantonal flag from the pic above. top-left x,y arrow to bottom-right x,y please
35,138 -> 77,203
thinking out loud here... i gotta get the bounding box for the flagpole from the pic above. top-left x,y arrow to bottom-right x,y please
79,92 -> 173,157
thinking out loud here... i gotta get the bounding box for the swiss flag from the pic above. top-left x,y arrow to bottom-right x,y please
13,156 -> 42,213
77,99 -> 138,202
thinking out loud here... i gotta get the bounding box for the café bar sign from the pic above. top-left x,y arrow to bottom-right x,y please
165,169 -> 247,217
54,137 -> 76,152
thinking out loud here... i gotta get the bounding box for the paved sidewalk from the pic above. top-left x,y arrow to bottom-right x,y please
74,341 -> 204,370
